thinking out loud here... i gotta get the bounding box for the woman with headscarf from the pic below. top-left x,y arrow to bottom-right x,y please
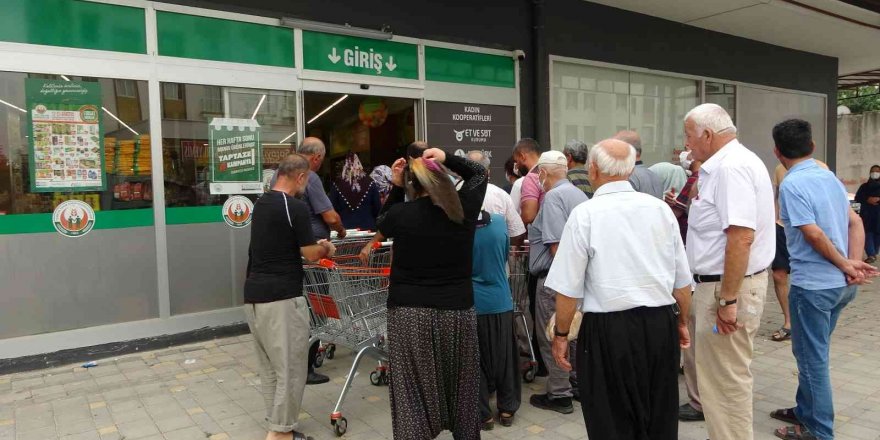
855,164 -> 880,263
362,147 -> 487,440
649,161 -> 688,196
370,165 -> 393,205
329,152 -> 382,231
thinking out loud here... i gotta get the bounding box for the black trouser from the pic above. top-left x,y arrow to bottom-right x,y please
576,305 -> 679,440
477,311 -> 521,420
526,273 -> 546,372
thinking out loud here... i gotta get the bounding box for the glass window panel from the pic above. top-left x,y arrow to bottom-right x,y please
566,91 -> 579,110
161,83 -> 298,208
579,78 -> 596,91
0,72 -> 151,215
583,93 -> 596,112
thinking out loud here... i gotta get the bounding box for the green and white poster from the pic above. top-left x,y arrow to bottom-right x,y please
26,79 -> 105,192
209,118 -> 263,195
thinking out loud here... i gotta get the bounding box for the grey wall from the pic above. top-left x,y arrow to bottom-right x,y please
837,111 -> 880,193
541,0 -> 839,165
0,228 -> 159,339
167,223 -> 249,315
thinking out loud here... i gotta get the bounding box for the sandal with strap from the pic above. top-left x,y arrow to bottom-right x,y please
499,412 -> 515,427
775,425 -> 818,440
292,432 -> 314,440
772,327 -> 792,342
770,407 -> 800,425
481,418 -> 495,431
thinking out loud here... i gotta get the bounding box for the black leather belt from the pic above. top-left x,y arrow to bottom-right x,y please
693,269 -> 766,284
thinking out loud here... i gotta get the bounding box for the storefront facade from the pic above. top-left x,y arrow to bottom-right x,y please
0,0 -> 844,360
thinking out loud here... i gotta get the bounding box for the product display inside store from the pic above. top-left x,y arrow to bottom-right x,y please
0,72 -> 151,215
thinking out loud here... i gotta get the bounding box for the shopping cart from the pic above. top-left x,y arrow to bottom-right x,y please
509,245 -> 538,382
302,245 -> 392,437
314,231 -> 383,365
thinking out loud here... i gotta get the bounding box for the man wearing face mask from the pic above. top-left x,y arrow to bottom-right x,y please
527,150 -> 589,414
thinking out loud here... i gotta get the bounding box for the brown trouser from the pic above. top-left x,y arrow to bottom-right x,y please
244,297 -> 310,433
694,271 -> 767,440
683,289 -> 702,412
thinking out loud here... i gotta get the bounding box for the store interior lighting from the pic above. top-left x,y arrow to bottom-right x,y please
251,94 -> 266,119
307,94 -> 348,125
280,17 -> 392,40
0,98 -> 26,113
57,74 -> 139,136
279,131 -> 297,143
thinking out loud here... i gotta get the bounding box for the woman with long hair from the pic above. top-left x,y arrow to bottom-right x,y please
329,152 -> 382,231
855,164 -> 880,263
364,147 -> 487,440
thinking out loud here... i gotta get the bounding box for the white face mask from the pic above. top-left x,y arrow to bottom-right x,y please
679,151 -> 693,171
871,172 -> 880,180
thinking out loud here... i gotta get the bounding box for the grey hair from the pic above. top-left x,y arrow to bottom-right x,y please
537,163 -> 568,178
296,137 -> 326,157
685,103 -> 737,136
466,150 -> 490,169
589,141 -> 636,177
277,153 -> 310,178
563,139 -> 588,163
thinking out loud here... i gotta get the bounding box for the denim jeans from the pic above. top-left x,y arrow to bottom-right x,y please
790,284 -> 858,440
864,232 -> 880,257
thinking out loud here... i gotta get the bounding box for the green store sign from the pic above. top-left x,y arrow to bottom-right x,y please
302,31 -> 418,79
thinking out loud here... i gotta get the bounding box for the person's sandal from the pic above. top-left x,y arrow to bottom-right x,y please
481,418 -> 495,431
775,424 -> 817,440
499,412 -> 515,427
292,432 -> 314,440
772,327 -> 792,342
770,407 -> 800,425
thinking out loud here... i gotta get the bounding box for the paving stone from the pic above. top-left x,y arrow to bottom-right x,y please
14,425 -> 56,440
56,418 -> 95,437
155,414 -> 195,433
115,419 -> 160,439
163,426 -> 211,440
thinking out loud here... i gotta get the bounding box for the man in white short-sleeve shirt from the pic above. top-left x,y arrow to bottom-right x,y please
684,103 -> 775,440
546,139 -> 692,439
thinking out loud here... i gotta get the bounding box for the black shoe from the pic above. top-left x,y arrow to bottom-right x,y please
678,403 -> 705,421
529,394 -> 574,414
306,372 -> 330,385
571,388 -> 581,402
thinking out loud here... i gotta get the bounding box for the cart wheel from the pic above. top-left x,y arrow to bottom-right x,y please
314,352 -> 324,368
326,344 -> 336,360
334,417 -> 348,437
370,371 -> 381,386
381,372 -> 390,386
523,365 -> 537,383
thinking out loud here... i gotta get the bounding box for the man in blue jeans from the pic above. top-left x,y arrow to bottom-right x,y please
770,119 -> 878,440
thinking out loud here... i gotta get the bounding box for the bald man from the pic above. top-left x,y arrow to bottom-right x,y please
614,130 -> 663,199
547,139 -> 692,440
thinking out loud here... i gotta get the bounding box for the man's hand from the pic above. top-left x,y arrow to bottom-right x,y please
552,335 -> 572,372
390,158 -> 406,187
422,148 -> 446,163
868,196 -> 880,206
716,303 -> 743,335
664,187 -> 677,208
678,323 -> 691,349
318,239 -> 336,258
842,259 -> 879,285
336,229 -> 347,239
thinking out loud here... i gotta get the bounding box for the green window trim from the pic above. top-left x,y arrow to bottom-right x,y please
166,206 -> 223,225
0,0 -> 146,54
157,12 -> 295,68
0,209 -> 154,235
425,47 -> 515,88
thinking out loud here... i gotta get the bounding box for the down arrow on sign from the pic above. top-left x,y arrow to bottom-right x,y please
328,48 -> 341,64
385,56 -> 397,72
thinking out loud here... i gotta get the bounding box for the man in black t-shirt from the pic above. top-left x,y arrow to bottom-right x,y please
244,154 -> 335,440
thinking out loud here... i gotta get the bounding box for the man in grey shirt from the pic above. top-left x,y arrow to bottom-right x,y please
528,151 -> 588,415
615,130 -> 663,199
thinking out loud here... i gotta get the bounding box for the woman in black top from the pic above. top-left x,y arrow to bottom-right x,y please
373,148 -> 487,440
856,164 -> 880,262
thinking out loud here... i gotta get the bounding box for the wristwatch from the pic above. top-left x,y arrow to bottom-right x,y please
719,297 -> 738,307
554,325 -> 569,338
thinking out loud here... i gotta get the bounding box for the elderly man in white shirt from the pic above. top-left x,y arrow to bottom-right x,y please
547,138 -> 692,440
468,150 -> 527,246
684,103 -> 775,440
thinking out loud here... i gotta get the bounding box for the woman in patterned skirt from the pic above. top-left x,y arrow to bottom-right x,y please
363,147 -> 487,439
